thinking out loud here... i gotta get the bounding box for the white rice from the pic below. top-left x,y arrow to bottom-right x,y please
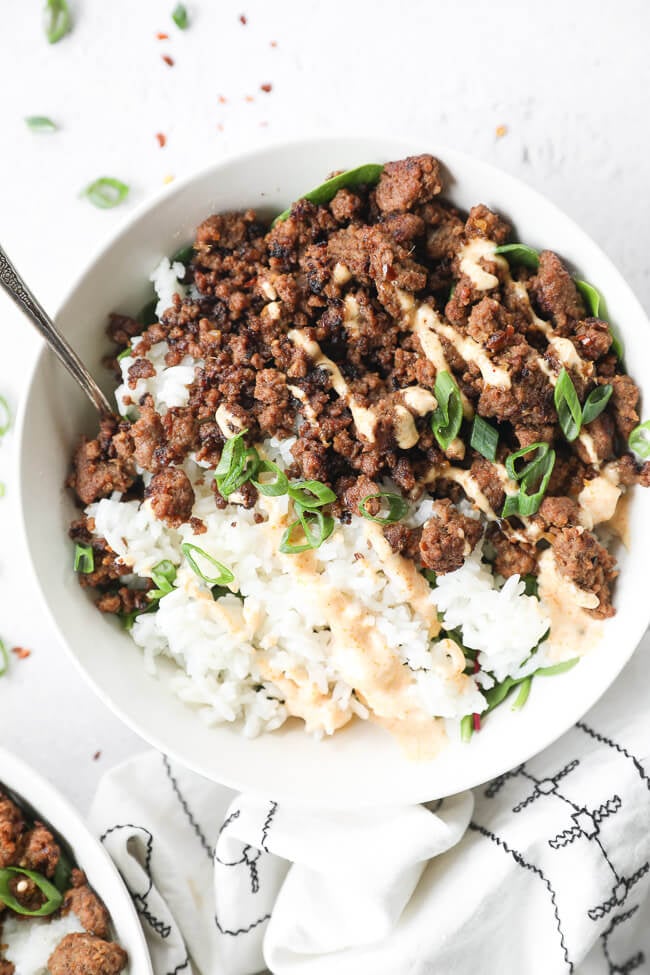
1,911 -> 83,974
85,262 -> 553,740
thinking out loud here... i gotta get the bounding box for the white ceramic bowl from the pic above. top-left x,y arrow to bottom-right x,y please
16,137 -> 650,807
0,746 -> 152,972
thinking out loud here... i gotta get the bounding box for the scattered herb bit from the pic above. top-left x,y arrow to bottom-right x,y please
25,116 -> 58,133
581,384 -> 613,426
215,431 -> 259,497
523,574 -> 539,598
44,0 -> 71,44
162,54 -> 175,67
273,163 -> 384,225
470,415 -> 499,462
554,368 -> 582,442
12,647 -> 31,660
260,83 -> 273,93
280,508 -> 334,554
502,442 -> 556,518
182,543 -> 234,587
0,395 -> 11,437
0,639 -> 8,677
493,242 -> 540,270
0,867 -> 62,917
628,420 -> 650,460
155,132 -> 167,148
52,851 -> 72,894
148,560 -> 177,601
83,177 -> 130,210
359,492 -> 409,525
172,3 -> 189,29
431,371 -> 463,451
511,676 -> 532,710
73,543 -> 94,574
251,460 -> 289,497
287,480 -> 336,510
422,569 -> 437,588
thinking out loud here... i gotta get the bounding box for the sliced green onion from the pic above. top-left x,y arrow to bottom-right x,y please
172,3 -> 189,29
73,543 -> 94,574
116,346 -> 132,362
0,395 -> 11,437
215,430 -> 260,497
460,714 -> 474,742
137,298 -> 158,327
628,420 -> 650,460
359,492 -> 409,525
171,243 -> 194,264
120,604 -> 156,631
554,368 -> 582,442
493,242 -> 540,270
273,163 -> 384,226
0,867 -> 62,917
470,415 -> 499,462
83,178 -> 130,210
279,508 -> 334,554
182,543 -> 234,587
0,639 -> 8,677
251,460 -> 289,497
581,384 -> 613,426
431,371 -> 463,451
287,480 -> 336,509
511,676 -> 532,711
148,560 -> 177,600
502,442 -> 555,519
44,0 -> 71,44
536,657 -> 580,677
0,483 -> 5,499
25,116 -> 58,133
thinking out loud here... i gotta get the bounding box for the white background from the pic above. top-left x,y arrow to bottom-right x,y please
0,0 -> 648,811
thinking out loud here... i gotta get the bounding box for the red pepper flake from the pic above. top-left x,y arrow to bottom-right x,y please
218,95 -> 228,104
155,132 -> 167,148
244,95 -> 255,103
270,40 -> 278,48
156,32 -> 169,40
217,123 -> 224,132
162,54 -> 175,67
11,646 -> 31,660
239,14 -> 247,24
92,750 -> 102,761
259,121 -> 268,128
260,83 -> 272,93
495,124 -> 508,139
473,712 -> 481,732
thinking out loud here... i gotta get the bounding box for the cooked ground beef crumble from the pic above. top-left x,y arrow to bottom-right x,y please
68,154 -> 649,621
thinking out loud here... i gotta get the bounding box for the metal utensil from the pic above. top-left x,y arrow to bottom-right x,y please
0,244 -> 112,415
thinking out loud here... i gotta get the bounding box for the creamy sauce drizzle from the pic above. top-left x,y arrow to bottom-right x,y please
537,550 -> 602,661
459,238 -> 507,291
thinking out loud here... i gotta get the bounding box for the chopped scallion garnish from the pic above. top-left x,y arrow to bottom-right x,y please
502,442 -> 555,519
431,370 -> 462,451
73,543 -> 94,574
83,177 -> 130,210
359,492 -> 409,525
148,560 -> 177,601
554,368 -> 582,442
172,3 -> 189,29
628,420 -> 650,460
44,0 -> 71,44
182,543 -> 234,586
287,480 -> 336,509
116,346 -> 132,362
0,867 -> 62,917
581,384 -> 613,426
470,415 -> 499,462
0,639 -> 8,677
215,430 -> 260,497
279,508 -> 334,554
493,242 -> 540,270
25,116 -> 58,133
511,676 -> 532,711
251,460 -> 289,497
0,395 -> 11,437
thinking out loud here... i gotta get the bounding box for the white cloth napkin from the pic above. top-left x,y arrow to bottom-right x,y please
90,634 -> 650,975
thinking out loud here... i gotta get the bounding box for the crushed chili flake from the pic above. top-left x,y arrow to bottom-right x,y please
495,124 -> 508,138
270,40 -> 277,48
239,14 -> 247,24
218,95 -> 228,104
92,750 -> 102,761
155,132 -> 167,148
11,646 -> 31,660
156,32 -> 169,40
217,123 -> 224,132
259,121 -> 268,127
162,54 -> 175,67
260,83 -> 272,93
244,95 -> 255,103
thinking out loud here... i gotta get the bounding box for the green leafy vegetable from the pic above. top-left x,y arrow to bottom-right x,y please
215,431 -> 260,497
136,298 -> 158,327
359,492 -> 409,525
502,442 -> 556,518
628,420 -> 650,460
182,543 -> 234,587
554,368 -> 582,442
0,867 -> 62,917
470,415 -> 499,462
431,371 -> 463,451
171,243 -> 194,264
279,508 -> 334,554
148,560 -> 177,601
511,677 -> 532,711
83,177 -> 130,210
272,163 -> 384,225
523,574 -> 539,598
460,714 -> 474,742
575,279 -> 601,317
52,852 -> 72,893
287,480 -> 336,509
0,396 -> 11,437
535,658 -> 580,677
251,460 -> 289,497
493,242 -> 540,270
172,3 -> 189,29
44,0 -> 71,44
581,384 -> 613,426
25,116 -> 58,133
0,639 -> 8,677
73,544 -> 94,574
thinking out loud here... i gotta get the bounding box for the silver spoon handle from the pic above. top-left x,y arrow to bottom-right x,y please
0,244 -> 113,416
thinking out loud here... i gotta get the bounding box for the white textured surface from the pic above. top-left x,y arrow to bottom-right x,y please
0,0 -> 648,811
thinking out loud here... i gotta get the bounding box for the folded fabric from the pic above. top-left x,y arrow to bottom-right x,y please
90,634 -> 650,975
